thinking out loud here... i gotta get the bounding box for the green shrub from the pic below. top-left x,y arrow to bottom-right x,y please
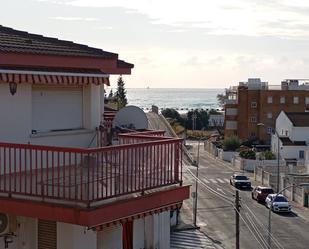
239,150 -> 256,159
222,136 -> 241,151
261,151 -> 276,160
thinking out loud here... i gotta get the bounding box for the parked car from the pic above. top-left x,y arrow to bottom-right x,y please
252,186 -> 274,203
230,174 -> 251,189
265,194 -> 292,213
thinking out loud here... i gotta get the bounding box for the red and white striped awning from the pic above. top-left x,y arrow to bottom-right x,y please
92,202 -> 182,231
0,68 -> 110,86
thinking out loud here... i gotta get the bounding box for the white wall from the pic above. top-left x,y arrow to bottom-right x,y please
209,115 -> 224,127
145,211 -> 170,249
0,83 -> 103,148
225,121 -> 237,130
291,127 -> 309,143
225,108 -> 238,116
280,145 -> 307,161
133,218 -> 145,249
57,222 -> 96,249
0,84 -> 32,144
275,111 -> 293,137
97,224 -> 122,249
0,216 -> 37,249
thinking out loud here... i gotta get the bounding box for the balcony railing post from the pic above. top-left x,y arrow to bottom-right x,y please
174,141 -> 180,183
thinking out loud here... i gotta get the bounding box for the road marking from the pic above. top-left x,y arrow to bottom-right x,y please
224,178 -> 230,183
216,187 -> 226,195
203,179 -> 210,184
209,179 -> 217,184
217,178 -> 225,183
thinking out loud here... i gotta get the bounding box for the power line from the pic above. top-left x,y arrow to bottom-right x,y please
183,165 -> 271,248
242,204 -> 284,249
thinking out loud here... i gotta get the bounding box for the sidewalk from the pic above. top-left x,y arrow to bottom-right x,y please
171,199 -> 225,249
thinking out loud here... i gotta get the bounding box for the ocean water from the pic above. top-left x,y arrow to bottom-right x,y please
126,88 -> 224,111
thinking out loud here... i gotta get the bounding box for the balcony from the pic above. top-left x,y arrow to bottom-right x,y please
0,131 -> 183,209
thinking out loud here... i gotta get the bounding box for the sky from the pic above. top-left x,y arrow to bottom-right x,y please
2,0 -> 309,88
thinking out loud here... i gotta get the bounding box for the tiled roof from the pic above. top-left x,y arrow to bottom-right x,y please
285,112 -> 309,127
279,137 -> 306,146
0,25 -> 118,58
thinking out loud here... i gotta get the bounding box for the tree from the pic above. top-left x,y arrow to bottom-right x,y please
186,109 -> 209,130
239,150 -> 256,159
161,108 -> 185,126
217,91 -> 228,108
115,76 -> 128,109
222,136 -> 241,151
108,89 -> 114,99
260,151 -> 276,160
209,109 -> 220,115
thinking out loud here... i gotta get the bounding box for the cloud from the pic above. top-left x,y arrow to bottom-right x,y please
50,16 -> 99,21
35,0 -> 309,39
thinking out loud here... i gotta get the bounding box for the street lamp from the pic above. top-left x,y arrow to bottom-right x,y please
267,183 -> 307,249
257,123 -> 280,193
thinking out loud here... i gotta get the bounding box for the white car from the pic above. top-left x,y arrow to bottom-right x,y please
230,174 -> 251,189
265,194 -> 291,213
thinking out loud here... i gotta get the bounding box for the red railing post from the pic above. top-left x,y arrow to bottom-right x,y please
174,141 -> 180,183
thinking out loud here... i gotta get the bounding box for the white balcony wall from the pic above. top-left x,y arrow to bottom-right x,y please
225,108 -> 238,116
225,121 -> 237,130
0,83 -> 103,148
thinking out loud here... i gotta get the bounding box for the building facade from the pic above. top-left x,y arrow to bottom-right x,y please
0,26 -> 189,249
225,78 -> 309,143
272,111 -> 309,164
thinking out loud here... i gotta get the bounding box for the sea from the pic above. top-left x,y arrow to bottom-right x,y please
125,88 -> 224,112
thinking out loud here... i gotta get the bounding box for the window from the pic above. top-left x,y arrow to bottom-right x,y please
267,112 -> 272,119
299,150 -> 305,159
293,96 -> 299,104
251,101 -> 257,108
32,86 -> 83,133
267,127 -> 272,134
306,97 -> 309,105
267,96 -> 273,104
250,116 -> 257,123
280,96 -> 285,104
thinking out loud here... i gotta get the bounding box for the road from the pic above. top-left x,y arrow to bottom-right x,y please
181,141 -> 309,249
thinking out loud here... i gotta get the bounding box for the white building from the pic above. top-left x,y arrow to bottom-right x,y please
272,111 -> 309,164
0,25 -> 189,249
208,114 -> 224,127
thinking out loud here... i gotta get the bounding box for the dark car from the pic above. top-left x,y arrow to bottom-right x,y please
230,174 -> 251,189
251,186 -> 274,203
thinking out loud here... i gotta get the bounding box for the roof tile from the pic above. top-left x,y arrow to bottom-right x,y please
0,25 -> 118,58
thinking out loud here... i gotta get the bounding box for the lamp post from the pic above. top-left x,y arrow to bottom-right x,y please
257,123 -> 280,192
267,183 -> 306,249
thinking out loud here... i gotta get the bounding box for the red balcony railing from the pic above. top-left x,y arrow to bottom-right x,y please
0,135 -> 182,207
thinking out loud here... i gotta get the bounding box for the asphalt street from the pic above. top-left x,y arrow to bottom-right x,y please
180,141 -> 309,249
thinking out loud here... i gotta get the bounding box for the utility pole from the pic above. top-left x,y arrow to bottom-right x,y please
193,139 -> 200,228
192,113 -> 197,131
235,190 -> 240,249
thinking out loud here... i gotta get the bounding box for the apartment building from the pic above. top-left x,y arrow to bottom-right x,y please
225,78 -> 309,143
0,25 -> 189,249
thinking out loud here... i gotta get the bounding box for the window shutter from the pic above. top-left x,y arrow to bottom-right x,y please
38,219 -> 57,249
